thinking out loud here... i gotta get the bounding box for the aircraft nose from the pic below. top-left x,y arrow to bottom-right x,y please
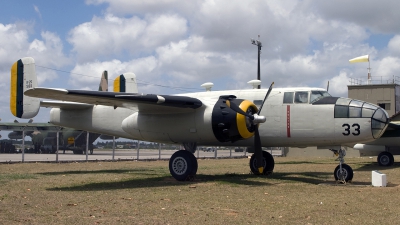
334,98 -> 389,139
371,106 -> 389,138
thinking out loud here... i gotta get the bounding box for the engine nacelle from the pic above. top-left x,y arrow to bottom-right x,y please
121,95 -> 260,144
211,95 -> 259,143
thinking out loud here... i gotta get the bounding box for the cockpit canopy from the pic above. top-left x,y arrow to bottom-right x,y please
334,98 -> 388,138
283,90 -> 331,104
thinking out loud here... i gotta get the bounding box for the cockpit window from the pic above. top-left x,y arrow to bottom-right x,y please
310,91 -> 331,103
283,92 -> 294,104
294,92 -> 309,103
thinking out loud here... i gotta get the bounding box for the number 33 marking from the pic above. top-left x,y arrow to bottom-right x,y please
342,123 -> 360,136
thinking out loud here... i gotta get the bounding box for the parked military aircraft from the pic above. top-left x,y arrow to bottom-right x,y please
7,119 -> 33,140
10,57 -> 390,182
353,112 -> 400,166
3,68 -> 135,153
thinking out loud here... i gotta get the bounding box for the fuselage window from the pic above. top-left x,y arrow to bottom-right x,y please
334,98 -> 382,119
334,105 -> 349,118
349,106 -> 361,118
362,108 -> 375,118
294,91 -> 309,103
283,92 -> 294,104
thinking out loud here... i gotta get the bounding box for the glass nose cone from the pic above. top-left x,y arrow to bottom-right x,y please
371,107 -> 389,138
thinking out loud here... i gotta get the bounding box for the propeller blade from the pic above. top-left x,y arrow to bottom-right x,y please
226,100 -> 255,120
254,126 -> 264,174
257,82 -> 274,115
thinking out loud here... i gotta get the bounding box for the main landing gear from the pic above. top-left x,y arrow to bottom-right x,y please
169,143 -> 198,181
377,151 -> 394,167
331,148 -> 353,183
168,149 -> 276,181
249,151 -> 275,175
169,150 -> 198,181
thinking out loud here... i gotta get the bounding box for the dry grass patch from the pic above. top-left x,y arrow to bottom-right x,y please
0,157 -> 400,224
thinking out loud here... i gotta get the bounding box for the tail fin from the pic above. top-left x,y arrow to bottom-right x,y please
10,57 -> 40,119
113,73 -> 138,93
98,70 -> 108,91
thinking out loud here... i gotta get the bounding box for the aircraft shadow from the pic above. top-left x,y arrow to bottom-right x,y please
275,161 -> 329,165
44,169 -> 332,191
39,169 -> 156,176
353,162 -> 400,172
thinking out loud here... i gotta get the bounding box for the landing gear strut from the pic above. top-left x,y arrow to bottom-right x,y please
331,148 -> 353,183
249,151 -> 275,175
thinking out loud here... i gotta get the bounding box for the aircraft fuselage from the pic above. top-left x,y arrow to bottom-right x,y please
48,87 -> 388,148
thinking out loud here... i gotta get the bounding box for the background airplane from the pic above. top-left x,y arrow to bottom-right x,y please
353,112 -> 400,166
2,69 -> 137,154
11,57 -> 390,182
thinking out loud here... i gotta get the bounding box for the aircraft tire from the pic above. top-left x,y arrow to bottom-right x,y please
377,152 -> 394,166
249,151 -> 275,175
169,150 -> 198,181
334,164 -> 353,182
189,151 -> 198,176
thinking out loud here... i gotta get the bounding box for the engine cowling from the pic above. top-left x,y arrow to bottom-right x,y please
211,95 -> 259,142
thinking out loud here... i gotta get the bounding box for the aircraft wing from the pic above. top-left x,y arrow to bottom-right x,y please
0,122 -> 61,131
41,101 -> 94,110
25,88 -> 203,113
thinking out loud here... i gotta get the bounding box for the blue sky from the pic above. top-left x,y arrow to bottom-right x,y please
1,0 -> 400,129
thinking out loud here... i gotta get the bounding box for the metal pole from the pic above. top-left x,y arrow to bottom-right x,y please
257,44 -> 261,89
251,35 -> 262,89
136,141 -> 140,160
22,130 -> 25,162
56,129 -> 59,163
158,143 -> 161,159
86,131 -> 89,161
112,136 -> 115,160
230,148 -> 232,158
214,147 -> 217,159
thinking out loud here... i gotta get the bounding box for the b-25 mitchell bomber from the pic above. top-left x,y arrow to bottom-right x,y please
11,57 -> 390,182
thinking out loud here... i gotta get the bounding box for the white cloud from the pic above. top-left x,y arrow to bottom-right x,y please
374,57 -> 400,81
388,35 -> 400,56
68,14 -> 187,63
69,56 -> 158,92
326,71 -> 351,97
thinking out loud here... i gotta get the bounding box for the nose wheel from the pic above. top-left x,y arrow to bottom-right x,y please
331,148 -> 353,183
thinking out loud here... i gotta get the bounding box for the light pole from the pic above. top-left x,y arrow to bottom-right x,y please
251,35 -> 262,89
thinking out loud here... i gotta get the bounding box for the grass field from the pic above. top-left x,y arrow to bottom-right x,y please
0,156 -> 400,224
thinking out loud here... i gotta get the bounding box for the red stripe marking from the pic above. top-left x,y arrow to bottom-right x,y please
287,105 -> 291,137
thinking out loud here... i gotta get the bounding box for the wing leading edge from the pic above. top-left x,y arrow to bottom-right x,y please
25,88 -> 203,113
